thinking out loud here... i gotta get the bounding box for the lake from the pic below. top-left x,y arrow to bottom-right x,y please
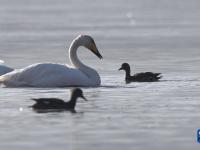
0,0 -> 200,149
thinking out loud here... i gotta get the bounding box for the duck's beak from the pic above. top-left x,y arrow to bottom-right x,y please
118,67 -> 122,70
89,43 -> 103,59
81,95 -> 88,101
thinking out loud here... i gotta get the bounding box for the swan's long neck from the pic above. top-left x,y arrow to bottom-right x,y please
69,39 -> 86,69
69,39 -> 101,85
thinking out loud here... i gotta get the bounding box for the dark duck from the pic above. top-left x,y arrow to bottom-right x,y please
30,88 -> 87,111
119,63 -> 162,83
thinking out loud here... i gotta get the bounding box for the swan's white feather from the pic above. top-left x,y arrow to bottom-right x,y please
0,63 -> 95,87
0,63 -> 97,87
0,35 -> 102,87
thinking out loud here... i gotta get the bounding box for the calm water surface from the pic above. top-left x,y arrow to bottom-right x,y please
1,0 -> 200,150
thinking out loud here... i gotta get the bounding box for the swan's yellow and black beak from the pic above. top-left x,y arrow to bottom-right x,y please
88,43 -> 103,59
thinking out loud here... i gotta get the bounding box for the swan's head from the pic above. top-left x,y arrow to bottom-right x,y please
77,35 -> 103,59
119,63 -> 131,71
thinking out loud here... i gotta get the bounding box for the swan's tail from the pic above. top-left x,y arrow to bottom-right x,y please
0,73 -> 28,87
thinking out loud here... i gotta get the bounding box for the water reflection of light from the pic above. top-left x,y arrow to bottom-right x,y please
0,60 -> 4,64
19,107 -> 23,112
126,12 -> 136,26
130,19 -> 136,25
126,12 -> 133,18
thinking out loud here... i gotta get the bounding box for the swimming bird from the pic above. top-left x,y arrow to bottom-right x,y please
0,35 -> 103,87
30,88 -> 87,111
0,60 -> 14,75
119,63 -> 162,83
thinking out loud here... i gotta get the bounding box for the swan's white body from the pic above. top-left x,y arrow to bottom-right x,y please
0,35 -> 102,87
0,60 -> 14,75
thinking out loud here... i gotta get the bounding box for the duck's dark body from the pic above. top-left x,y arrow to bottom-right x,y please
31,98 -> 75,110
127,72 -> 162,83
30,88 -> 86,111
119,63 -> 162,83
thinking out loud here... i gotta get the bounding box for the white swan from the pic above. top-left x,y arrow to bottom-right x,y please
0,60 -> 14,75
0,35 -> 103,87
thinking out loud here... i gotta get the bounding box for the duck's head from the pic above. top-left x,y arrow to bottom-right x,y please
71,88 -> 87,101
118,63 -> 130,71
76,35 -> 103,59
